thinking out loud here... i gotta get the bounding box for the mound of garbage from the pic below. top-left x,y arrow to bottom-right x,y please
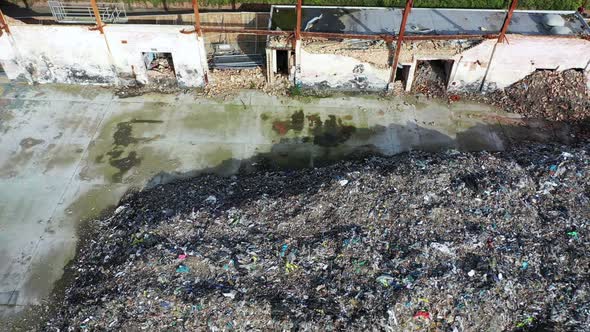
475,69 -> 590,123
486,69 -> 590,122
412,61 -> 448,98
45,142 -> 589,331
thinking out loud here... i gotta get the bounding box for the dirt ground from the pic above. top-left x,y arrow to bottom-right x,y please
40,142 -> 590,331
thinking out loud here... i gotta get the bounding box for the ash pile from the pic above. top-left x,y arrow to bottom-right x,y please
44,142 -> 590,331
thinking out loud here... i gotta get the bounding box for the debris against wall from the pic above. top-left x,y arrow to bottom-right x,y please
474,69 -> 590,123
482,36 -> 590,91
205,67 -> 291,97
448,36 -> 590,93
0,24 -> 208,87
105,25 -> 207,87
297,49 -> 390,91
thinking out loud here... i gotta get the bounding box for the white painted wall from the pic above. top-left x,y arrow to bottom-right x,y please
445,40 -> 495,92
0,24 -> 207,87
449,36 -> 590,92
484,36 -> 590,91
0,33 -> 28,81
0,25 -> 116,84
297,49 -> 390,90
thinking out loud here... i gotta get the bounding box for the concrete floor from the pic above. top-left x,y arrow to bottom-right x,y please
0,80 -> 569,320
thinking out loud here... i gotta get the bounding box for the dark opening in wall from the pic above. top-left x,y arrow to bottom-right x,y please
395,65 -> 411,88
276,50 -> 289,75
142,52 -> 177,84
535,68 -> 557,72
0,63 -> 5,77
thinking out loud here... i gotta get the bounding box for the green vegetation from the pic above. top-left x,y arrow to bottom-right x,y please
15,0 -> 581,10
198,0 -> 582,10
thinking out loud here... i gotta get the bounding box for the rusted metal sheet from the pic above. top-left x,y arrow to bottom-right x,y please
192,27 -> 585,43
303,31 -> 395,41
200,27 -> 291,36
498,0 -> 519,43
0,9 -> 10,36
405,34 -> 497,41
191,0 -> 202,36
389,0 -> 414,84
89,0 -> 105,34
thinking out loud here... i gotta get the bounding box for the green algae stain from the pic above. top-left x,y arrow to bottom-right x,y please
81,107 -> 167,183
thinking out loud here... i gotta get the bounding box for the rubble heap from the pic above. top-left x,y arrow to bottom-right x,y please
412,61 -> 447,98
44,142 -> 590,331
205,68 -> 290,97
480,69 -> 590,123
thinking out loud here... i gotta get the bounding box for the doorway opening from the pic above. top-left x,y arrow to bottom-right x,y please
276,50 -> 290,75
0,63 -> 6,78
395,64 -> 411,88
142,52 -> 177,84
412,59 -> 455,94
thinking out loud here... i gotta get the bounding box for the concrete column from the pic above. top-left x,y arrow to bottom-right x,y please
293,40 -> 302,86
197,36 -> 209,85
265,48 -> 273,84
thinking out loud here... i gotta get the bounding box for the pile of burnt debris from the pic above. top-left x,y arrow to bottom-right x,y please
477,69 -> 590,123
42,142 -> 589,331
412,65 -> 590,125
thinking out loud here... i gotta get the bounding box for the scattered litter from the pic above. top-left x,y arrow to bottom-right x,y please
44,142 -> 590,330
413,311 -> 431,320
175,265 -> 189,273
376,275 -> 395,287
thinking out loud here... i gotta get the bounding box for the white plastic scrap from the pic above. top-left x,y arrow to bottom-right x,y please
205,195 -> 217,204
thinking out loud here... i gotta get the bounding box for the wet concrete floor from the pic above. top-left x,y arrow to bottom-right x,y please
0,81 -> 572,319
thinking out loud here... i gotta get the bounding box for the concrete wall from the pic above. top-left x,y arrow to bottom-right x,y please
0,26 -> 116,84
0,24 -> 207,87
449,36 -> 590,92
483,36 -> 590,91
105,25 -> 207,87
296,49 -> 390,91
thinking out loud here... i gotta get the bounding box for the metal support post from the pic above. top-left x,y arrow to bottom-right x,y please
0,9 -> 11,36
389,0 -> 413,84
89,0 -> 105,34
498,0 -> 518,43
